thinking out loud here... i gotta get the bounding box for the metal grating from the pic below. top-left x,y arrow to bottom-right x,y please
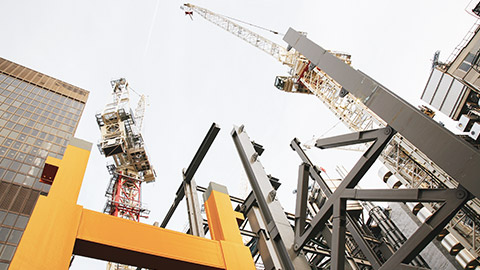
22,190 -> 39,215
10,187 -> 28,213
0,184 -> 19,210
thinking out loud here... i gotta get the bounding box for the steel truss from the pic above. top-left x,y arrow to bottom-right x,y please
290,127 -> 470,269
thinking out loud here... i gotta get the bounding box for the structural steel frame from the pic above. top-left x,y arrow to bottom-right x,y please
284,28 -> 480,199
10,135 -> 255,270
291,128 -> 470,270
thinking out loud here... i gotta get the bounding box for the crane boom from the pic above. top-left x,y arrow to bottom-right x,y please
182,3 -> 296,66
184,3 -> 480,266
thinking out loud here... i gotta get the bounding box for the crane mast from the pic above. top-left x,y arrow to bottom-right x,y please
96,78 -> 156,270
184,3 -> 480,267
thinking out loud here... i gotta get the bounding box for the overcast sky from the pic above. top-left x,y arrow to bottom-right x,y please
0,0 -> 477,268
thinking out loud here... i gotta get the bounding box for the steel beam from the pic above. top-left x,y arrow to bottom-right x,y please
184,176 -> 205,237
331,199 -> 347,270
160,123 -> 220,228
295,163 -> 310,240
232,125 -> 310,270
292,126 -> 395,251
246,206 -> 284,270
379,187 -> 469,269
284,28 -> 480,198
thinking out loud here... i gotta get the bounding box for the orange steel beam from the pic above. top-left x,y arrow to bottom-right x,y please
204,183 -> 256,270
11,138 -> 255,269
74,209 -> 225,269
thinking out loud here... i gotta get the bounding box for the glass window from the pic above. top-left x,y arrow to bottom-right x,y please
23,176 -> 34,187
9,160 -> 21,171
13,174 -> 25,184
30,129 -> 38,137
14,216 -> 28,229
0,211 -> 6,223
38,132 -> 46,139
11,141 -> 21,150
18,82 -> 27,89
19,164 -> 30,175
8,92 -> 18,99
24,155 -> 34,165
17,133 -> 26,141
13,124 -> 23,131
0,227 -> 10,242
0,168 -> 4,179
29,147 -> 39,155
5,121 -> 14,129
0,244 -> 15,260
3,213 -> 17,227
14,109 -> 24,116
7,229 -> 22,244
0,158 -> 12,169
20,144 -> 31,153
3,139 -> 12,147
16,95 -> 25,102
0,147 -> 6,156
33,180 -> 42,190
33,157 -> 43,166
15,152 -> 26,162
0,129 -> 9,137
10,115 -> 19,123
3,171 -> 14,182
1,112 -> 12,119
22,111 -> 32,119
8,131 -> 18,140
11,79 -> 20,86
6,150 -> 16,159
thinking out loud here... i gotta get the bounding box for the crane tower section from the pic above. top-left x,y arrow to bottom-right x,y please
96,78 -> 156,223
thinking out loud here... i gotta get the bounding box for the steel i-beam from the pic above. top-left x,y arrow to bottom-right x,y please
232,125 -> 310,270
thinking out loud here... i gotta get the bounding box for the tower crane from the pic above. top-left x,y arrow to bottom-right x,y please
183,3 -> 480,268
96,78 -> 156,270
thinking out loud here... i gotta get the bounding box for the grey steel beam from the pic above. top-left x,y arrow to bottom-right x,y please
284,28 -> 480,198
247,206 -> 284,270
379,187 -> 469,269
340,188 -> 461,202
331,199 -> 347,270
184,176 -> 204,237
295,163 -> 310,240
232,125 -> 310,270
292,126 -> 395,251
160,123 -> 220,228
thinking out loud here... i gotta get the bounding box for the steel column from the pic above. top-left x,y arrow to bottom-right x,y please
184,176 -> 205,237
232,125 -> 310,270
331,199 -> 347,270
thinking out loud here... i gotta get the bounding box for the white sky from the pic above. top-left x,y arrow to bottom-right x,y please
0,0 -> 477,268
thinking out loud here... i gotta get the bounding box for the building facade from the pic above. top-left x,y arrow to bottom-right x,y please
0,57 -> 88,269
